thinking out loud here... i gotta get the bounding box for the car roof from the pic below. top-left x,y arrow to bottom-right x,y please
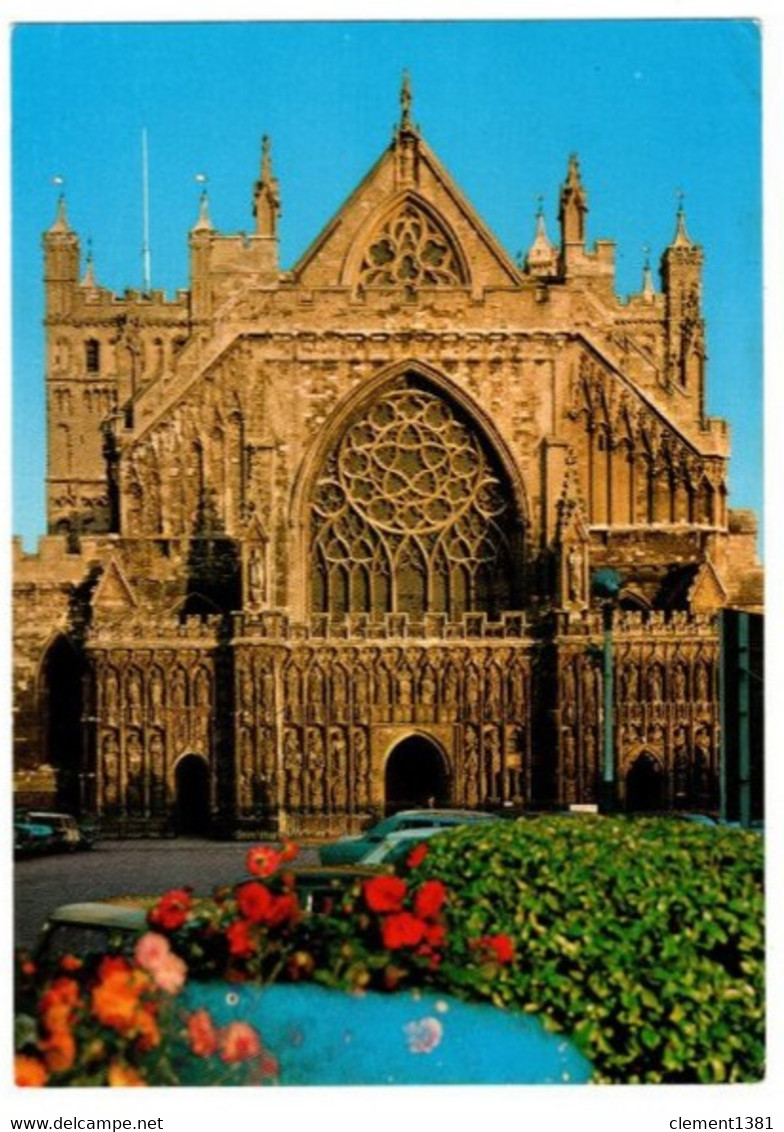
391,809 -> 494,819
44,903 -> 148,931
27,811 -> 77,821
378,827 -> 451,843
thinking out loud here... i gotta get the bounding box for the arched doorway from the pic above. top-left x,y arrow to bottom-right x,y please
174,754 -> 211,835
41,635 -> 84,813
625,752 -> 664,812
385,735 -> 448,813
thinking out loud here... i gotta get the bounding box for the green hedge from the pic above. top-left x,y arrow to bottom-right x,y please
405,816 -> 764,1084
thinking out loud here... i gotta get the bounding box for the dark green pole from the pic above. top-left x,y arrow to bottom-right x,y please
601,602 -> 615,810
738,612 -> 751,829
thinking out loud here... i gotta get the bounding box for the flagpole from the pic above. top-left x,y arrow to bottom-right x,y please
142,127 -> 151,293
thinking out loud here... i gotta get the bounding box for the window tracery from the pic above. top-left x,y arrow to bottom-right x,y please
357,203 -> 465,289
310,382 -> 516,618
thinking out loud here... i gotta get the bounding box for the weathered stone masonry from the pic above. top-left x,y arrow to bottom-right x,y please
13,84 -> 762,834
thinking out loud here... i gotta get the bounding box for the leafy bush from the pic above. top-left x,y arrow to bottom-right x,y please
403,816 -> 764,1083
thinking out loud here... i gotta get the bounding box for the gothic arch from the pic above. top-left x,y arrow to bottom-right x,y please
38,633 -> 84,812
172,751 -> 211,835
293,362 -> 529,620
383,731 -> 451,812
341,191 -> 471,291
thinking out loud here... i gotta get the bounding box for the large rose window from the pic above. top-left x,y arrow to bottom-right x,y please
310,382 -> 518,618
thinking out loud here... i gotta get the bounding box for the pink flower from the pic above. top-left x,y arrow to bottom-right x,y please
149,950 -> 187,994
220,1020 -> 263,1062
133,931 -> 187,993
405,1016 -> 443,1054
134,931 -> 171,971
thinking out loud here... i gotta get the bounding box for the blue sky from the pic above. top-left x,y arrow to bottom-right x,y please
11,19 -> 762,551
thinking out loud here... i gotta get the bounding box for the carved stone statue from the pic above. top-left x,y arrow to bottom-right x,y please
102,732 -> 119,807
247,545 -> 266,607
567,543 -> 584,602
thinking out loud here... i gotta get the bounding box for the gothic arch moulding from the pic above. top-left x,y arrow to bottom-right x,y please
293,362 -> 529,621
341,192 -> 471,292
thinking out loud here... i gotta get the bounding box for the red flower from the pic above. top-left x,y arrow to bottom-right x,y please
279,839 -> 299,863
246,845 -> 283,878
407,842 -> 429,869
148,887 -> 192,931
381,912 -> 427,950
413,880 -> 447,920
473,933 -> 516,964
187,1009 -> 219,1058
226,919 -> 256,958
363,875 -> 407,913
266,893 -> 300,928
220,1020 -> 263,1063
236,881 -> 274,923
423,922 -> 446,949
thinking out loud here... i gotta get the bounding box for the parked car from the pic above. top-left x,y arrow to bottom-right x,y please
25,811 -> 94,851
357,826 -> 457,866
35,902 -> 148,964
319,808 -> 497,866
14,816 -> 56,858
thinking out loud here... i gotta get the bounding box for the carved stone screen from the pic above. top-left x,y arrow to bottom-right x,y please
309,379 -> 517,618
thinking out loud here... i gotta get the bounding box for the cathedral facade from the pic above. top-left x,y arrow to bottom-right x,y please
13,85 -> 763,836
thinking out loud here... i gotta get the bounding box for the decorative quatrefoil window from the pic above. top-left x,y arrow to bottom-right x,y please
357,202 -> 466,289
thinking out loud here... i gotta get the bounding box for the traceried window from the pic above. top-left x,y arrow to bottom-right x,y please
85,338 -> 101,374
357,202 -> 465,289
310,380 -> 518,619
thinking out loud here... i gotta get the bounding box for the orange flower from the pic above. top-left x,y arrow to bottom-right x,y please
219,1020 -> 263,1063
246,845 -> 283,878
279,839 -> 299,863
59,954 -> 83,972
40,976 -> 81,1012
107,1061 -> 147,1087
41,1026 -> 77,1073
15,1054 -> 48,1087
91,967 -> 150,1033
187,1009 -> 219,1058
134,1005 -> 161,1051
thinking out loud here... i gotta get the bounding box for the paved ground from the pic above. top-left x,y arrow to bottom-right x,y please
13,838 -> 319,951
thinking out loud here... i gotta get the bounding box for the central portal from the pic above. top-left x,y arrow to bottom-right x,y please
384,735 -> 448,813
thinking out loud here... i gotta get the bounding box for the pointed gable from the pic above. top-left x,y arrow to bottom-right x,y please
688,559 -> 728,612
293,123 -> 520,293
92,556 -> 138,611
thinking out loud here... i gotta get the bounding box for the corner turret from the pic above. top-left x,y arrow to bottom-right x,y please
660,196 -> 705,409
43,192 -> 80,318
